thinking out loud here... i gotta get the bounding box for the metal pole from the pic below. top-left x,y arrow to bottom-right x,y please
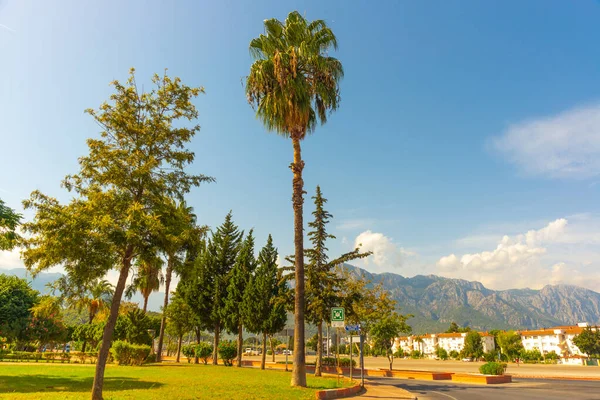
360,333 -> 365,388
326,325 -> 330,357
285,335 -> 289,371
350,334 -> 353,381
337,328 -> 340,385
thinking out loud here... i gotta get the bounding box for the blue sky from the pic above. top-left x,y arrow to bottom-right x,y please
1,0 -> 599,292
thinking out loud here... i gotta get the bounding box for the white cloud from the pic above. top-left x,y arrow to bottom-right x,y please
0,249 -> 24,269
353,230 -> 417,274
492,103 -> 600,179
436,217 -> 600,291
336,218 -> 375,231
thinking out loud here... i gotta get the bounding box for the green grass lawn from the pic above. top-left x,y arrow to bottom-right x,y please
0,363 -> 351,399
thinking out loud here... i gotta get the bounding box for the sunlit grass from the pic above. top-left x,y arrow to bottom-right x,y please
0,362 -> 351,399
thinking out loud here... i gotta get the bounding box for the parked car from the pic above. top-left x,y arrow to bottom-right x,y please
462,357 -> 473,362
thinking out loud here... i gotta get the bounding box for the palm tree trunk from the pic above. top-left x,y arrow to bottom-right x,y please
143,295 -> 149,313
176,334 -> 182,363
82,310 -> 95,354
195,328 -> 200,364
236,324 -> 243,367
270,336 -> 275,363
91,248 -> 133,400
315,320 -> 323,376
261,332 -> 267,370
212,323 -> 220,365
290,134 -> 306,387
156,256 -> 174,362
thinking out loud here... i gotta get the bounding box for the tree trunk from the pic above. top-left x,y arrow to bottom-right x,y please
261,332 -> 267,370
290,134 -> 306,387
270,336 -> 275,363
156,256 -> 173,362
82,310 -> 95,354
388,354 -> 393,371
212,323 -> 220,365
236,324 -> 243,367
194,328 -> 200,364
143,295 -> 149,313
315,321 -> 323,376
91,251 -> 132,400
176,334 -> 182,363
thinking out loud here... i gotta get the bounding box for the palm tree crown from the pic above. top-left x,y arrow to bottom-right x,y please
246,11 -> 343,139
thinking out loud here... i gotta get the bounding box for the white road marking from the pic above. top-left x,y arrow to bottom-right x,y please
431,391 -> 460,400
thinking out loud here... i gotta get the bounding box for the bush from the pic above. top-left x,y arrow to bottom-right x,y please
479,362 -> 506,375
110,340 -> 150,366
195,343 -> 213,365
144,353 -> 157,364
321,357 -> 356,367
434,347 -> 448,361
218,341 -> 237,366
393,349 -> 405,358
410,350 -> 422,359
483,351 -> 497,362
449,350 -> 460,360
182,344 -> 195,363
44,352 -> 57,362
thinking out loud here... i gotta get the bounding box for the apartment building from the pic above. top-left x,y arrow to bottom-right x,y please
393,322 -> 595,364
394,331 -> 495,358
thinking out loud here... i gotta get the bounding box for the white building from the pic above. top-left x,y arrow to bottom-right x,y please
393,331 -> 495,358
518,323 -> 591,358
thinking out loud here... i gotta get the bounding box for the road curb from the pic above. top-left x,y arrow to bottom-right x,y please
314,382 -> 362,399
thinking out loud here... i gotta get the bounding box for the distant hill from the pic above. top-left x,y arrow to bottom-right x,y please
344,264 -> 600,334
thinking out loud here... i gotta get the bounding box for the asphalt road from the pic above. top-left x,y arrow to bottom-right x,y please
368,377 -> 600,400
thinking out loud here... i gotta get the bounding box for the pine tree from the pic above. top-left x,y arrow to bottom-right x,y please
243,234 -> 287,369
185,212 -> 241,365
223,229 -> 257,367
305,186 -> 371,376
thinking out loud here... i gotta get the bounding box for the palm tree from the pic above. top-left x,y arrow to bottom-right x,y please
49,277 -> 113,352
125,254 -> 164,313
155,200 -> 207,362
246,11 -> 343,387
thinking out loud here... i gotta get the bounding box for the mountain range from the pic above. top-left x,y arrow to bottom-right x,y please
3,266 -> 600,335
345,264 -> 600,334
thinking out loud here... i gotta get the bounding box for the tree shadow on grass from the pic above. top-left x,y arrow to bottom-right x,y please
0,375 -> 164,394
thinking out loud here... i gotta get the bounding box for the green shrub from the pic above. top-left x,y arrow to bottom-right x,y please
218,341 -> 237,366
111,341 -> 150,366
182,344 -> 195,363
410,350 -> 422,359
195,343 -> 213,365
144,353 -> 157,364
434,347 -> 448,360
321,357 -> 356,367
44,352 -> 57,362
483,351 -> 497,362
479,362 -> 506,375
449,350 -> 460,360
393,349 -> 405,358
86,352 -> 98,364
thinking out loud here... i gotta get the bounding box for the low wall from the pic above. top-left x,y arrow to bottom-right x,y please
451,373 -> 512,384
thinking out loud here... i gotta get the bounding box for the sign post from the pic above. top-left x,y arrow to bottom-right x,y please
360,333 -> 365,387
344,325 -> 361,382
331,307 -> 345,328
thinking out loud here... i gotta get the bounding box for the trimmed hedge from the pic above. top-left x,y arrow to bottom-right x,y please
321,357 -> 357,368
182,344 -> 195,363
110,340 -> 151,366
479,362 -> 507,375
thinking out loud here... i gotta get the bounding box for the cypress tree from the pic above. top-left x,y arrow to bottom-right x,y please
185,212 -> 241,365
223,229 -> 257,367
244,234 -> 287,369
306,186 -> 371,376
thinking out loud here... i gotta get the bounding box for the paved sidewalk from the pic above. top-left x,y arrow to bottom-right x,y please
355,381 -> 417,399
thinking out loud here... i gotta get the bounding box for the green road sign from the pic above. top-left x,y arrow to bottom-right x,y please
331,307 -> 345,322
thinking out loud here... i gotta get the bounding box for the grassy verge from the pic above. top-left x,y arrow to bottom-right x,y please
0,363 -> 352,399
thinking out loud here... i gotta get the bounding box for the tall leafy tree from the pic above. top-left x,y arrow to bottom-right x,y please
461,331 -> 484,359
185,212 -> 241,365
303,186 -> 371,376
243,235 -> 287,369
21,69 -> 213,400
125,254 -> 164,313
223,230 -> 257,367
165,294 -> 195,363
371,313 -> 412,371
573,327 -> 600,358
49,276 -> 114,352
0,199 -> 21,250
0,275 -> 39,343
246,11 -> 343,387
